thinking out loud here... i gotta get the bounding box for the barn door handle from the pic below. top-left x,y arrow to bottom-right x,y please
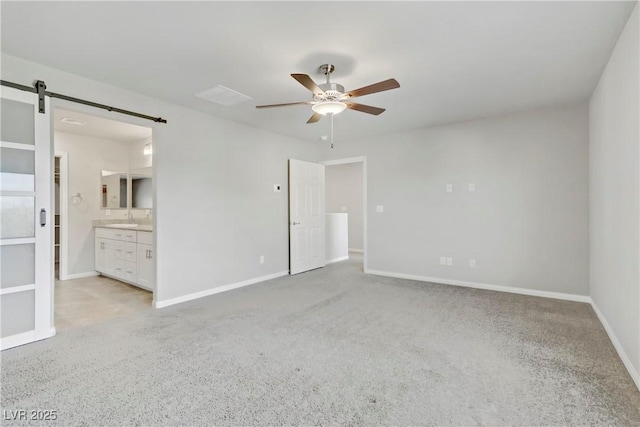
40,208 -> 47,227
291,222 -> 300,225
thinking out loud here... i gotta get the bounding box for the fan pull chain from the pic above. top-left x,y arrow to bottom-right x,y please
330,113 -> 335,149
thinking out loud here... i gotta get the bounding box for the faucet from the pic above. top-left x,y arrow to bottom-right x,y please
128,210 -> 133,221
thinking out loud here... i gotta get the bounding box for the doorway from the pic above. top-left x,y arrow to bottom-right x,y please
322,157 -> 367,271
53,108 -> 154,331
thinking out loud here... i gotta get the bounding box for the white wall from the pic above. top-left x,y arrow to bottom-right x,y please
55,132 -> 131,276
321,103 -> 590,297
129,137 -> 152,170
158,110 -> 320,303
326,213 -> 349,263
326,163 -> 364,251
2,54 -> 319,305
589,4 -> 640,387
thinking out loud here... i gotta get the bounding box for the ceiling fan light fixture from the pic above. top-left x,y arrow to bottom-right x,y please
312,101 -> 347,116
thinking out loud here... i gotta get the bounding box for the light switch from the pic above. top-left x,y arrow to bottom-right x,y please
440,257 -> 447,265
468,183 -> 476,192
446,257 -> 453,266
446,184 -> 453,193
376,205 -> 384,213
469,259 -> 476,268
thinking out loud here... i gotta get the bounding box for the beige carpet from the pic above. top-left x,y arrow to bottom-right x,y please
2,256 -> 639,425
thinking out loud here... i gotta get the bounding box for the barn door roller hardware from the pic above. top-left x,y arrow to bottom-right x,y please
0,79 -> 167,123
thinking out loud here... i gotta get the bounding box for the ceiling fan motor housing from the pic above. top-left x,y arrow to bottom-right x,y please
315,83 -> 345,101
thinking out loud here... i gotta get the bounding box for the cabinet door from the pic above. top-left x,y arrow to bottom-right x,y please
95,238 -> 106,272
137,244 -> 154,290
104,240 -> 115,276
96,238 -> 115,276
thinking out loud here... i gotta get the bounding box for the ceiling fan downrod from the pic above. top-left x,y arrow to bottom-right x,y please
319,64 -> 335,84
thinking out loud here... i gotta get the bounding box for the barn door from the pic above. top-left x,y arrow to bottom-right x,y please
0,85 -> 53,349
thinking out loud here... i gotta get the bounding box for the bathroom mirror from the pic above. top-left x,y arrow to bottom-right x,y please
100,170 -> 127,209
130,167 -> 152,209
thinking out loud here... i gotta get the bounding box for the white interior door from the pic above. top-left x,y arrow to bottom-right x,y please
289,159 -> 325,274
0,86 -> 53,350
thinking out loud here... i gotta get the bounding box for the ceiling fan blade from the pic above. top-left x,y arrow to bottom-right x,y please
345,78 -> 400,98
256,101 -> 313,109
292,74 -> 326,96
345,102 -> 386,115
306,112 -> 322,124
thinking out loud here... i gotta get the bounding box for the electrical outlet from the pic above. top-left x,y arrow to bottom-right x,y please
446,184 -> 453,193
376,205 -> 384,213
260,255 -> 265,264
469,259 -> 476,268
273,184 -> 281,192
440,257 -> 447,265
446,257 -> 453,266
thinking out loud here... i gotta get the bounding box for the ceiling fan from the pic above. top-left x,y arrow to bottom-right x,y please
256,64 -> 400,124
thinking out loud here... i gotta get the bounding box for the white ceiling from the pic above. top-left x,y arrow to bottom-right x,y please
2,1 -> 636,142
54,109 -> 152,143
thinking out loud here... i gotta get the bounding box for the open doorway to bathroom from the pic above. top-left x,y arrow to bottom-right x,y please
323,157 -> 367,271
53,108 -> 154,332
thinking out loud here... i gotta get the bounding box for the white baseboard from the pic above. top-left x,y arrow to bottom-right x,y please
327,255 -> 349,264
1,327 -> 55,351
348,248 -> 364,254
364,269 -> 591,303
590,300 -> 640,391
64,271 -> 100,280
154,270 -> 289,309
1,330 -> 36,350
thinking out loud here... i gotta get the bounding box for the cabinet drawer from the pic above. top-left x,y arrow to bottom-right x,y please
114,259 -> 126,279
114,240 -> 125,259
137,231 -> 153,245
124,261 -> 136,282
124,242 -> 136,262
112,230 -> 137,242
95,227 -> 137,242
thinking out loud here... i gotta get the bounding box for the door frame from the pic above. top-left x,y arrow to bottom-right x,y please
55,152 -> 69,281
320,156 -> 368,271
51,101 -> 158,304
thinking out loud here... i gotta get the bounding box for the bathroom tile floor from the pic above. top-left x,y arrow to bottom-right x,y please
55,274 -> 153,332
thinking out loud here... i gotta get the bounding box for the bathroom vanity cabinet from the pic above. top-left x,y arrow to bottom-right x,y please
95,227 -> 154,291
